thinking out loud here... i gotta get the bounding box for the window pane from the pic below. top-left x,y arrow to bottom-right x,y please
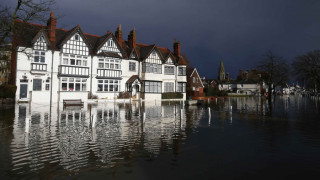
75,83 -> 81,91
70,59 -> 75,65
69,83 -> 74,91
98,84 -> 103,91
82,83 -> 86,91
104,84 -> 108,91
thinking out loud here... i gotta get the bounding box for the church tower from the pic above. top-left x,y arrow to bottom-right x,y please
218,60 -> 225,81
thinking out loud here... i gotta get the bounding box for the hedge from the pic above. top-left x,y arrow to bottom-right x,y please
0,85 -> 17,98
162,92 -> 183,99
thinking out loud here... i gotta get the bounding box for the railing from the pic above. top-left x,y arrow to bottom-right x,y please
31,63 -> 47,71
59,65 -> 89,77
96,69 -> 121,78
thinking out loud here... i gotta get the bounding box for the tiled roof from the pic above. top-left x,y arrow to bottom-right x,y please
14,19 -> 188,66
126,75 -> 140,84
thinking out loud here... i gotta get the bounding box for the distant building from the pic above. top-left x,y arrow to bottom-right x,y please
10,11 -> 188,102
186,67 -> 204,98
218,60 -> 225,81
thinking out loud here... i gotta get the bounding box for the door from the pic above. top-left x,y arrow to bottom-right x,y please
20,84 -> 28,99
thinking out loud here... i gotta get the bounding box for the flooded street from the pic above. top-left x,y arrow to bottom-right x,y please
1,96 -> 320,179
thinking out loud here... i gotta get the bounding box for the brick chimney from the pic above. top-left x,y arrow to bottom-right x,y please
174,39 -> 181,58
115,24 -> 122,46
47,11 -> 56,43
238,69 -> 243,80
128,28 -> 136,49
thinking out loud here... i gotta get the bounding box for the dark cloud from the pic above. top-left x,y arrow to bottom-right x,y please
6,0 -> 320,78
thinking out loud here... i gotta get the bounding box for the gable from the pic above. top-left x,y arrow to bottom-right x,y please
32,31 -> 49,51
97,36 -> 121,56
190,69 -> 204,87
130,50 -> 137,59
166,57 -> 174,64
145,49 -> 162,64
62,31 -> 89,56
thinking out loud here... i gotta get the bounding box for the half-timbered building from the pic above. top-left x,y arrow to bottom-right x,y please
10,12 -> 187,102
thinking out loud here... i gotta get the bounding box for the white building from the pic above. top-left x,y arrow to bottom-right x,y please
11,12 -> 187,102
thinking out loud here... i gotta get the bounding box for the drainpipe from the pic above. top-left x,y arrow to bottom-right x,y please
49,50 -> 54,119
90,55 -> 93,99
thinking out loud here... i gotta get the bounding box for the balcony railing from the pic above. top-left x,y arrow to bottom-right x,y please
59,65 -> 89,77
96,69 -> 121,79
31,63 -> 47,71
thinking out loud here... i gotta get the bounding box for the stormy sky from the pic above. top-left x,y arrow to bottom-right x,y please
5,0 -> 320,79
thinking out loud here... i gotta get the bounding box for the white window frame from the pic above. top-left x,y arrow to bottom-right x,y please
61,77 -> 87,91
144,81 -> 162,93
62,54 -> 88,67
129,62 -> 136,71
98,58 -> 121,70
177,83 -> 186,92
34,50 -> 45,63
97,79 -> 120,92
178,67 -> 186,76
164,66 -> 174,75
164,82 -> 174,92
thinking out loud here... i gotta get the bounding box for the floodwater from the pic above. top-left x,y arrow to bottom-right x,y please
0,96 -> 320,179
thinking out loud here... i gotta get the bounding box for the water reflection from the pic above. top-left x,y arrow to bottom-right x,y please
5,95 -> 320,178
9,100 -> 190,175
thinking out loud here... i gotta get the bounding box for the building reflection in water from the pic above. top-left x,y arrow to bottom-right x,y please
10,100 -> 195,174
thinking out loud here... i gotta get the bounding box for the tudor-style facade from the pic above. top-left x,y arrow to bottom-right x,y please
11,12 -> 187,102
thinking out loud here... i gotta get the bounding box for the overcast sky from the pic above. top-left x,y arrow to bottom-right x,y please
5,0 -> 320,78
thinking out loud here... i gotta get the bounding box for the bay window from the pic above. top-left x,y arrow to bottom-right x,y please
177,83 -> 186,92
164,82 -> 174,92
164,66 -> 174,75
144,81 -> 161,93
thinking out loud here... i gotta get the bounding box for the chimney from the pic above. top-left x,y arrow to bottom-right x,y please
47,11 -> 56,43
245,70 -> 249,80
238,69 -> 243,80
128,27 -> 136,49
174,39 -> 181,58
115,24 -> 122,45
226,73 -> 230,81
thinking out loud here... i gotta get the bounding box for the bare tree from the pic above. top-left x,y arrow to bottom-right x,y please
0,0 -> 56,82
292,49 -> 320,91
256,51 -> 290,103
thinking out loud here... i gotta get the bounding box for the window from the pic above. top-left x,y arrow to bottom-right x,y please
164,82 -> 174,92
62,54 -> 88,66
178,67 -> 186,76
142,63 -> 162,74
193,77 -> 196,83
97,79 -> 120,92
61,77 -> 87,91
129,62 -> 136,71
151,50 -> 156,56
34,51 -> 45,63
107,40 -> 113,47
45,79 -> 50,90
33,79 -> 42,91
144,81 -> 161,93
193,87 -> 195,91
75,34 -> 79,41
177,83 -> 186,92
164,66 -> 174,75
98,58 -> 121,69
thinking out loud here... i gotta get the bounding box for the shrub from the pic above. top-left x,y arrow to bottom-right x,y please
217,90 -> 228,97
0,85 -> 17,98
118,91 -> 130,99
162,92 -> 183,99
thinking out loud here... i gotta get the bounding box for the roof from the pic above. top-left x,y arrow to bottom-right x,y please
13,19 -> 189,65
126,75 -> 140,84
